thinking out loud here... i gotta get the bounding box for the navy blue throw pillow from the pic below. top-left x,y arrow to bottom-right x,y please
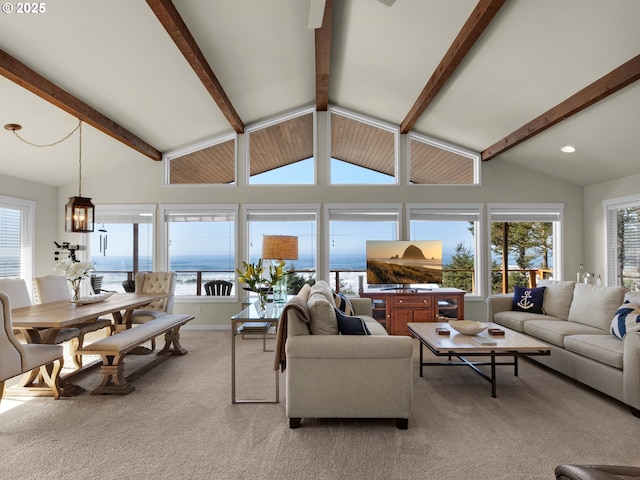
512,286 -> 545,314
335,308 -> 371,335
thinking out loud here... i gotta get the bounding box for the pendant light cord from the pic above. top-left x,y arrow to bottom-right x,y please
78,120 -> 83,197
11,119 -> 81,148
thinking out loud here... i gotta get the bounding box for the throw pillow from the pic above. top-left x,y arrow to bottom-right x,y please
610,300 -> 640,339
334,308 -> 370,335
512,286 -> 546,314
333,292 -> 355,316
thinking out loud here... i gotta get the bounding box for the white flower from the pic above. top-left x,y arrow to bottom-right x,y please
54,259 -> 94,282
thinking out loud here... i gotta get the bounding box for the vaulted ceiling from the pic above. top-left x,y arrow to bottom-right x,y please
0,0 -> 638,187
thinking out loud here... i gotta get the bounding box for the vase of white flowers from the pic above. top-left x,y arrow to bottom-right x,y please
54,258 -> 94,302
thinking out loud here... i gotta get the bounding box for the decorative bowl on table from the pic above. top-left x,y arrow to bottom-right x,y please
71,292 -> 114,305
448,320 -> 488,336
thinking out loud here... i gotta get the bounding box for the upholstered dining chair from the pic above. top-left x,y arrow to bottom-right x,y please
0,277 -> 80,344
33,275 -> 113,367
204,280 -> 233,296
130,271 -> 176,350
0,292 -> 64,402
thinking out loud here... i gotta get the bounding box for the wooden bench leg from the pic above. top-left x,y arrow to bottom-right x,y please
90,354 -> 135,395
157,326 -> 188,356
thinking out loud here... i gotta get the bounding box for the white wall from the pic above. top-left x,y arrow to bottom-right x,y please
50,116 -> 584,326
584,171 -> 640,283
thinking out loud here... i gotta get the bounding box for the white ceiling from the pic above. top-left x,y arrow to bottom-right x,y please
0,0 -> 638,187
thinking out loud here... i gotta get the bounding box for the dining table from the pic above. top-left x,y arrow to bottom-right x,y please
10,292 -> 169,397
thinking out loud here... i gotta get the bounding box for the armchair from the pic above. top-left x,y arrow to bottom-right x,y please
0,292 -> 64,402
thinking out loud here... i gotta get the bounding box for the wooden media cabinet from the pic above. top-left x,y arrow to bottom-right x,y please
359,288 -> 465,336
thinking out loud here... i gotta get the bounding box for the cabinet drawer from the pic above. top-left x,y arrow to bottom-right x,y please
392,296 -> 432,308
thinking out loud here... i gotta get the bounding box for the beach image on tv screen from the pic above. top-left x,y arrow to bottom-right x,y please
366,240 -> 443,285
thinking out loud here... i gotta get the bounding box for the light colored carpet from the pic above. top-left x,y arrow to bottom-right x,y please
1,330 -> 639,480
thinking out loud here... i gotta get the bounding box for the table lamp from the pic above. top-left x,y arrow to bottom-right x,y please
262,235 -> 298,303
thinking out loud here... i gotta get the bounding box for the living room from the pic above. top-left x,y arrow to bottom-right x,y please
0,1 -> 639,478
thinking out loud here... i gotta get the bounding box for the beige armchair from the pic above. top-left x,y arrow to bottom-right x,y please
0,292 -> 64,402
131,271 -> 176,350
33,275 -> 113,367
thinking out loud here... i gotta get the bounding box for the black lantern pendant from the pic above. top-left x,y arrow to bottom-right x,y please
65,121 -> 94,232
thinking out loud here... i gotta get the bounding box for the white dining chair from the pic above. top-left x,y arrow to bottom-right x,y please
33,275 -> 113,368
0,292 -> 64,402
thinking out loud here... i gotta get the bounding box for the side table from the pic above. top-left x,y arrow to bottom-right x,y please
231,301 -> 283,404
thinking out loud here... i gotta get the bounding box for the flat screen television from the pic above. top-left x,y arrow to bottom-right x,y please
366,240 -> 442,288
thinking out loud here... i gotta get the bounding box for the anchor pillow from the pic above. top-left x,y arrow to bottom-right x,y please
610,300 -> 640,339
512,286 -> 546,314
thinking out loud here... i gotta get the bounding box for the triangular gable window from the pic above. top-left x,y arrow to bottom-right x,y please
408,133 -> 479,185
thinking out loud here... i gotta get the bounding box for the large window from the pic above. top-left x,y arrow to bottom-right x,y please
0,195 -> 34,281
605,194 -> 640,291
408,204 -> 482,295
162,205 -> 237,297
488,204 -> 563,294
90,205 -> 155,292
245,206 -> 318,293
326,205 -> 401,292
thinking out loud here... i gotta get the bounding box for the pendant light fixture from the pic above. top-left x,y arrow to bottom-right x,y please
4,119 -> 95,233
64,121 -> 95,232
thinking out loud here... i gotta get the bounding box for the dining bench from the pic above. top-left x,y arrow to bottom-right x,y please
75,313 -> 194,395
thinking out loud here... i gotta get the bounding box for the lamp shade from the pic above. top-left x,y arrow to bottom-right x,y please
65,196 -> 95,233
262,235 -> 298,260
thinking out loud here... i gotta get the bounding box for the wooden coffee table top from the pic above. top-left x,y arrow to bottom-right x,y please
407,322 -> 551,354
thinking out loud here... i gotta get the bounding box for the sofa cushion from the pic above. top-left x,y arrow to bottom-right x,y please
334,308 -> 371,335
610,300 -> 640,339
564,334 -> 624,369
307,292 -> 338,335
333,292 -> 355,316
567,283 -> 627,331
363,317 -> 388,336
493,310 -> 553,332
310,280 -> 336,307
538,279 -> 575,320
624,291 -> 640,307
512,286 -> 545,314
523,320 -> 606,347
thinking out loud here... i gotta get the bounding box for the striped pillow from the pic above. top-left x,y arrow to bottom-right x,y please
610,300 -> 640,339
333,292 -> 355,316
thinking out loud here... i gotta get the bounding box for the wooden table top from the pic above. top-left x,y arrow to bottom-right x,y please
12,293 -> 168,329
407,322 -> 551,353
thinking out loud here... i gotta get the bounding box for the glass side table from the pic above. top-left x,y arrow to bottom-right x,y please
231,301 -> 284,404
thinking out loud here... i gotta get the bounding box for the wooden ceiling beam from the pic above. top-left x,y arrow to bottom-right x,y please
400,0 -> 507,134
0,48 -> 162,161
482,53 -> 640,161
315,0 -> 333,111
147,0 -> 244,134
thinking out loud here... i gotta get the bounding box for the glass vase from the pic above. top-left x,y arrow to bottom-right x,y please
257,292 -> 268,318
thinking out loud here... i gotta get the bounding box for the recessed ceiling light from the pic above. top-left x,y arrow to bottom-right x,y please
561,145 -> 576,153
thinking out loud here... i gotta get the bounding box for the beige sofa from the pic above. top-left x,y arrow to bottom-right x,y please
487,280 -> 640,416
280,281 -> 413,429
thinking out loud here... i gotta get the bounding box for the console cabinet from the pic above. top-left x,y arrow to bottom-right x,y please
359,288 -> 465,336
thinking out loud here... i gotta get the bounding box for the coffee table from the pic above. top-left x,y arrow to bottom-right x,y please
407,322 -> 551,398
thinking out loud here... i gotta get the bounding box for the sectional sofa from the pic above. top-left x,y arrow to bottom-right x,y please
486,280 -> 640,416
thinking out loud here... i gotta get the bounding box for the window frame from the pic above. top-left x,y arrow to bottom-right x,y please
324,203 -> 402,289
162,132 -> 237,186
406,131 -> 481,186
0,194 -> 35,282
160,204 -> 239,301
244,106 -> 317,186
604,193 -> 640,289
328,106 -> 400,186
407,203 -> 484,297
487,203 -> 564,292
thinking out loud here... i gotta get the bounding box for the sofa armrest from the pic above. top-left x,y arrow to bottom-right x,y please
350,297 -> 373,316
486,294 -> 513,321
623,331 -> 640,411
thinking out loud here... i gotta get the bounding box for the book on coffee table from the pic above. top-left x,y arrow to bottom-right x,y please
470,336 -> 497,346
239,321 -> 271,333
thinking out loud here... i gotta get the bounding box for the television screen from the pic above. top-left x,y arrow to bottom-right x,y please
366,240 -> 442,286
